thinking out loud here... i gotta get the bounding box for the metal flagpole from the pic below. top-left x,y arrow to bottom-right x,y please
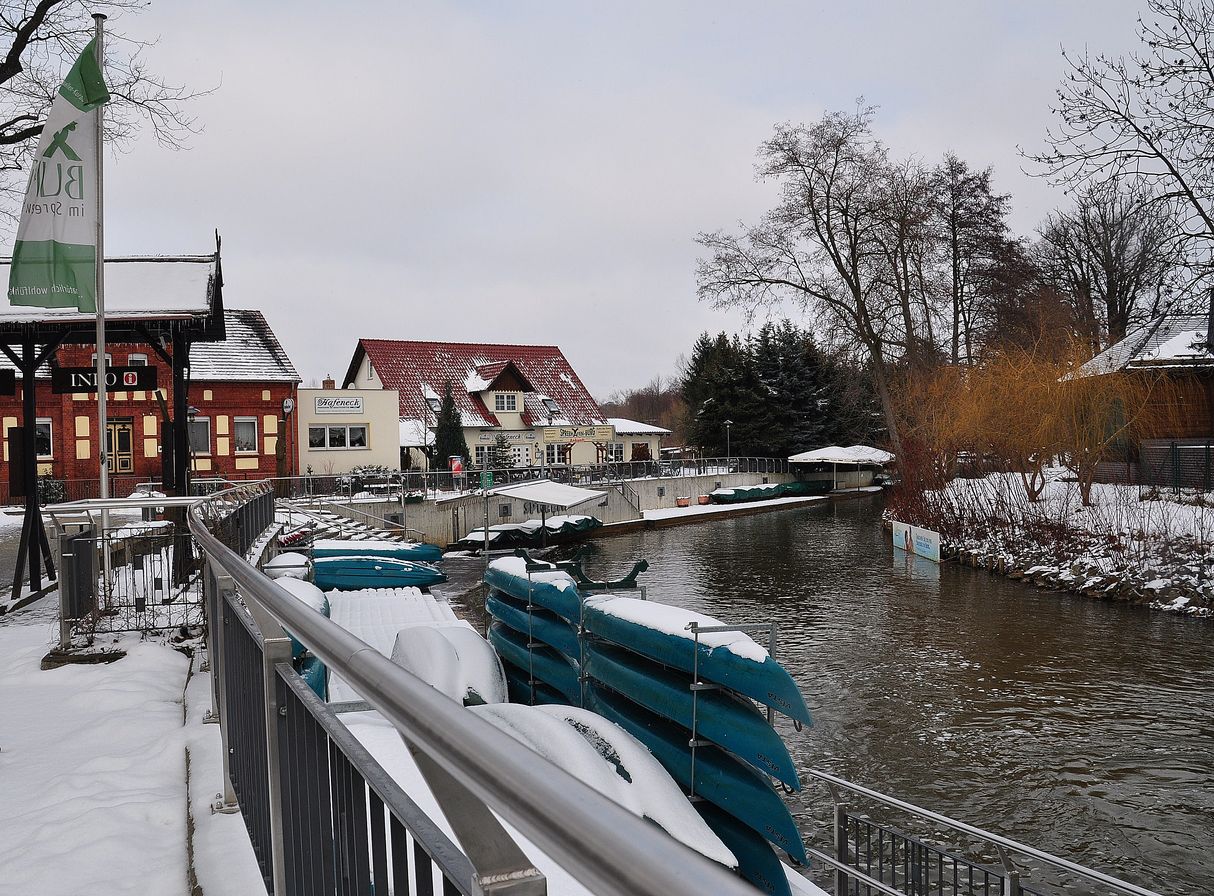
93,15 -> 111,586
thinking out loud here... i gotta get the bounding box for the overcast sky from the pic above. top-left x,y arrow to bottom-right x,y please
92,0 -> 1147,397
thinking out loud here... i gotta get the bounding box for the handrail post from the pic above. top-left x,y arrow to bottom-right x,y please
211,568 -> 238,810
263,636 -> 293,896
834,797 -> 849,895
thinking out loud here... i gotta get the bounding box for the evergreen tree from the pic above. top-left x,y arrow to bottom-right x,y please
432,381 -> 470,469
489,433 -> 515,468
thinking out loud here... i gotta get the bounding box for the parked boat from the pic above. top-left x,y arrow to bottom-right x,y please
486,588 -> 582,663
696,801 -> 792,896
310,537 -> 443,564
312,555 -> 446,591
581,595 -> 812,726
501,662 -> 569,706
588,684 -> 807,864
483,556 -> 581,622
390,622 -> 506,706
584,641 -> 799,788
488,622 -> 580,704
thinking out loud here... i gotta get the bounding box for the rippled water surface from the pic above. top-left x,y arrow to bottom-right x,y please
532,499 -> 1214,895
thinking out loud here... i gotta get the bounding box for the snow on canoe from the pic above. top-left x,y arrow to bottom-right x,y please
581,595 -> 812,726
390,622 -> 506,706
313,556 -> 446,591
310,538 -> 443,564
483,556 -> 581,622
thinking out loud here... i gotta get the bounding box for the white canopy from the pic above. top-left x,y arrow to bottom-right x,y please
789,445 -> 895,465
489,479 -> 606,509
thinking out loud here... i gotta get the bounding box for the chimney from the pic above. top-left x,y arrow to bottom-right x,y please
322,375 -> 335,390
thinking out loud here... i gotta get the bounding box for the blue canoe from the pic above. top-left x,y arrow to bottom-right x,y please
310,539 -> 443,564
588,684 -> 807,864
486,589 -> 582,664
488,622 -> 580,704
483,561 -> 582,623
584,642 -> 799,789
298,655 -> 328,700
502,661 -> 570,706
581,597 -> 812,727
312,556 -> 447,591
696,802 -> 792,896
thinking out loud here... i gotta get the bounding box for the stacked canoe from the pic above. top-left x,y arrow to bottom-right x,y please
483,554 -> 811,895
708,480 -> 829,505
449,515 -> 602,552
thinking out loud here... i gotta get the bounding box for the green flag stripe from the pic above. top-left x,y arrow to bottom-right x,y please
58,39 -> 110,112
7,239 -> 98,312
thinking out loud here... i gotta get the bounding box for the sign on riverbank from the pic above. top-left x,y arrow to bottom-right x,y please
891,520 -> 940,563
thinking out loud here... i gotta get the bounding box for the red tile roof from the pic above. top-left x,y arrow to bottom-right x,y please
345,339 -> 605,428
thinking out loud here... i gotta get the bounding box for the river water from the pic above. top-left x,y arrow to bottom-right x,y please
544,498 -> 1212,895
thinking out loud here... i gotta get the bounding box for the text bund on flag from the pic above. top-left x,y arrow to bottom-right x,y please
7,38 -> 110,312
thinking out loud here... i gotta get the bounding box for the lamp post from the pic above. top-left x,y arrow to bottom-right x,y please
724,419 -> 733,468
186,405 -> 199,495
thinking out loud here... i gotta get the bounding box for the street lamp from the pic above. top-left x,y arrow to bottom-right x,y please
186,405 -> 200,495
724,419 -> 733,466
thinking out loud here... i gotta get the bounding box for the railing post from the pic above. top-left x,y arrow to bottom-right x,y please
263,636 -> 293,896
1005,870 -> 1022,896
211,569 -> 239,811
834,800 -> 849,895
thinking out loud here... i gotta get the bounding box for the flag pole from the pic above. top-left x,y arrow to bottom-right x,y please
93,14 -> 111,569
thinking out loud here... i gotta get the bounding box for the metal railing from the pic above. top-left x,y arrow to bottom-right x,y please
190,482 -> 757,896
806,770 -> 1161,896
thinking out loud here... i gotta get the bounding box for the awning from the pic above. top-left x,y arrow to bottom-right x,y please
488,479 -> 606,509
789,445 -> 895,465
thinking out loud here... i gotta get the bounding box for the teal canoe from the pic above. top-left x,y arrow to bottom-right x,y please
501,661 -> 570,706
486,589 -> 582,664
488,622 -> 580,704
581,596 -> 811,726
584,642 -> 799,789
484,559 -> 582,622
587,685 -> 807,864
298,655 -> 327,700
696,802 -> 792,896
310,538 -> 443,564
313,556 -> 447,591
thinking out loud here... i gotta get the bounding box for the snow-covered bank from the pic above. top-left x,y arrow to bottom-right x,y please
897,472 -> 1214,617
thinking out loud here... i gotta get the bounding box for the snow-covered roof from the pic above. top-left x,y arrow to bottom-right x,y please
1078,314 -> 1214,375
789,445 -> 895,465
0,255 -> 216,322
607,417 -> 671,436
190,309 -> 299,382
489,479 -> 606,509
344,340 -> 605,429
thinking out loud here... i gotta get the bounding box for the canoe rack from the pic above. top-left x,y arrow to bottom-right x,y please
508,549 -> 798,801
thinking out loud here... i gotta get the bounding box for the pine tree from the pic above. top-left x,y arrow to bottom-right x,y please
489,433 -> 515,468
432,381 -> 470,469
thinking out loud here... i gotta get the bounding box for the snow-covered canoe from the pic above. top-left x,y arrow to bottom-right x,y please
588,684 -> 807,864
486,588 -> 581,663
312,556 -> 446,591
581,595 -> 811,726
488,622 -> 580,704
309,538 -> 443,564
584,641 -> 799,789
483,556 -> 581,622
390,622 -> 506,707
471,703 -> 736,869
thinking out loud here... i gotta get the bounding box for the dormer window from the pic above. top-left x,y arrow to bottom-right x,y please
541,397 -> 561,416
426,397 -> 441,414
494,393 -> 517,412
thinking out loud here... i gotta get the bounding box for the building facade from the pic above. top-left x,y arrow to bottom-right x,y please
297,383 -> 401,474
342,339 -> 615,470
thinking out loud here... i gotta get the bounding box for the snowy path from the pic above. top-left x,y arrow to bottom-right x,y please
0,601 -> 263,896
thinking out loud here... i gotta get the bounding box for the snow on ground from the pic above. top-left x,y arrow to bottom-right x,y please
914,471 -> 1214,615
642,495 -> 827,521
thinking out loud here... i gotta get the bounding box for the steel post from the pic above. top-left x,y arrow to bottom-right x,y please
263,637 -> 293,896
212,570 -> 239,810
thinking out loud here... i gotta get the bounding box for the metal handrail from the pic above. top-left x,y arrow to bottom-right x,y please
805,769 -> 1163,896
187,486 -> 759,896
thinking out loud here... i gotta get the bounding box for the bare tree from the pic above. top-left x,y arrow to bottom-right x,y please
1029,0 -> 1214,283
696,107 -> 911,455
933,153 -> 1010,365
1037,183 -> 1180,349
0,0 -> 208,222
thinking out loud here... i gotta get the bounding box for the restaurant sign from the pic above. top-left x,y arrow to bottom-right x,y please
314,395 -> 364,415
542,424 -> 615,444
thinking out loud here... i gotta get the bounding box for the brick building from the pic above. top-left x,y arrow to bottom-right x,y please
0,255 -> 300,498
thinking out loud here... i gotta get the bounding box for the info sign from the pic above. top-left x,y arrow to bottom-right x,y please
51,365 -> 157,394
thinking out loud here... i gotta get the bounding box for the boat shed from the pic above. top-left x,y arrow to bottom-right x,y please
789,444 -> 895,490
